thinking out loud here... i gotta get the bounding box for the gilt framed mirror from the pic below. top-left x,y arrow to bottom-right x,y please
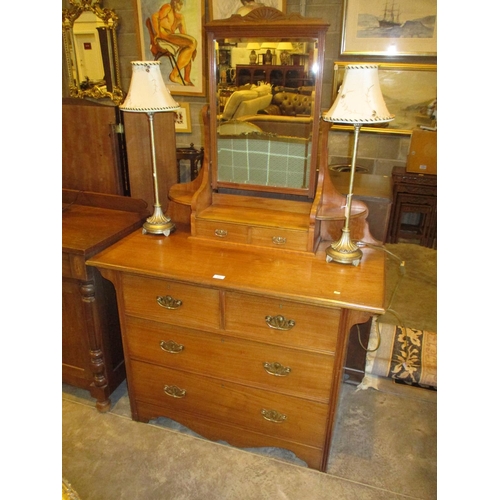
62,0 -> 124,105
205,8 -> 329,199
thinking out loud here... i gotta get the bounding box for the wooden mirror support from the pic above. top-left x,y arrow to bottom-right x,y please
169,8 -> 375,254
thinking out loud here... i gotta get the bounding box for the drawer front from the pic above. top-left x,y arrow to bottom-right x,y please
130,359 -> 329,448
195,220 -> 249,243
122,274 -> 220,330
224,292 -> 340,352
250,227 -> 308,251
125,316 -> 335,401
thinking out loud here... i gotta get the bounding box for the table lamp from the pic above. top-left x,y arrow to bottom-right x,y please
120,61 -> 180,236
323,64 -> 394,265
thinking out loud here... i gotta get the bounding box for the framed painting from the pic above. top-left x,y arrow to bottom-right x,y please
331,62 -> 437,135
209,0 -> 286,21
341,0 -> 437,57
134,0 -> 205,96
174,102 -> 192,133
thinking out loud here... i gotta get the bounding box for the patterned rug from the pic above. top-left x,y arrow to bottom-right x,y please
358,320 -> 437,391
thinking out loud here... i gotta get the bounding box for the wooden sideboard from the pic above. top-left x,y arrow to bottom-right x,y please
62,189 -> 148,411
88,226 -> 385,470
235,64 -> 308,87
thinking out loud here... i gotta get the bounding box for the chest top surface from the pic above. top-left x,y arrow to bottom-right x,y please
87,226 -> 386,314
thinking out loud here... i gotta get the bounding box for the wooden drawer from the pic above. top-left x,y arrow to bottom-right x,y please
250,226 -> 308,251
224,291 -> 340,352
125,316 -> 335,401
130,359 -> 329,448
122,274 -> 220,330
195,219 -> 249,243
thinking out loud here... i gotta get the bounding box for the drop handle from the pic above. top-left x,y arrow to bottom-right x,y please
159,340 -> 184,353
265,315 -> 296,331
215,229 -> 228,237
157,295 -> 183,310
261,409 -> 287,423
163,385 -> 186,398
263,362 -> 291,376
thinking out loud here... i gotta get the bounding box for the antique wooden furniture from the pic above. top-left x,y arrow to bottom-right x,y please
62,189 -> 148,411
235,64 -> 307,87
176,143 -> 204,182
388,166 -> 437,247
86,8 -> 386,472
88,226 -> 385,470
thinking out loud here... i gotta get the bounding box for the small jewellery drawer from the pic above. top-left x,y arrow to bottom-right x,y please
250,227 -> 308,251
125,316 -> 335,401
224,292 -> 340,352
130,359 -> 329,448
122,274 -> 220,330
195,220 -> 249,243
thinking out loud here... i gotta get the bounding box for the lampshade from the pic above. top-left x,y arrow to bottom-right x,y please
277,42 -> 294,51
261,42 -> 278,49
246,42 -> 261,50
120,61 -> 179,113
324,64 -> 394,124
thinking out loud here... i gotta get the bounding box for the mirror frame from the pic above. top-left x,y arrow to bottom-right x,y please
63,0 -> 124,105
205,8 -> 329,199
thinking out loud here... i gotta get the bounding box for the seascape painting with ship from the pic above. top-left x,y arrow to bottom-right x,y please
356,0 -> 436,39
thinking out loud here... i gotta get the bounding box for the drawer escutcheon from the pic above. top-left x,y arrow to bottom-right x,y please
261,408 -> 287,423
159,340 -> 184,353
163,384 -> 186,398
263,361 -> 291,376
265,315 -> 296,331
157,295 -> 183,310
215,229 -> 228,238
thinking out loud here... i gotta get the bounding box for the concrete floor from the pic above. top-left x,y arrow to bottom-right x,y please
62,378 -> 436,499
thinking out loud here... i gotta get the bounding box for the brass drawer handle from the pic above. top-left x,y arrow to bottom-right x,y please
265,315 -> 296,331
272,236 -> 287,245
163,384 -> 186,398
261,408 -> 287,423
215,229 -> 228,238
157,295 -> 183,310
159,340 -> 184,354
263,361 -> 291,377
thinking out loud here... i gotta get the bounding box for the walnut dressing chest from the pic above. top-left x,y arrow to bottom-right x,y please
88,228 -> 385,471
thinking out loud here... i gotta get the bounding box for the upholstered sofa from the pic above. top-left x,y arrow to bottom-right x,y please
218,86 -> 314,138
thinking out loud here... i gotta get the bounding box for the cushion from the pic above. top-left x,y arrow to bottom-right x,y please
222,90 -> 258,120
233,93 -> 273,118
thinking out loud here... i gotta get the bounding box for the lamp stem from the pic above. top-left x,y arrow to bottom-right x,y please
325,123 -> 363,266
148,113 -> 161,207
141,112 -> 176,236
344,124 -> 361,230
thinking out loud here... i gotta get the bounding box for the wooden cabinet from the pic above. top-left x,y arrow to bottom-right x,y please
388,166 -> 437,247
62,189 -> 148,411
88,228 -> 385,470
235,64 -> 308,87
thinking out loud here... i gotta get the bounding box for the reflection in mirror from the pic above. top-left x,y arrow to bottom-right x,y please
63,0 -> 124,104
215,36 -> 319,194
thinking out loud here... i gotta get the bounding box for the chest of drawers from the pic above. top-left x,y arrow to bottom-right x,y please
88,228 -> 385,471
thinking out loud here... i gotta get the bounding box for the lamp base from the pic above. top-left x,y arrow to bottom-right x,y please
142,205 -> 176,236
325,228 -> 363,266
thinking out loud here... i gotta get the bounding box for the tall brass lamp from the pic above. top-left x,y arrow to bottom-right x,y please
120,61 -> 180,236
323,64 -> 394,265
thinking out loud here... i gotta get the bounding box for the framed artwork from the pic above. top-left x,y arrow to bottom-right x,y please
331,62 -> 437,135
174,102 -> 192,133
134,0 -> 205,96
209,0 -> 286,21
341,0 -> 437,57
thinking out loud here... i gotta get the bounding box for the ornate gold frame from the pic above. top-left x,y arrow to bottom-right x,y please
62,0 -> 124,105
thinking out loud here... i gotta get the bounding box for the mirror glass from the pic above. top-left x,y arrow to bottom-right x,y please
214,36 -> 320,194
63,0 -> 124,104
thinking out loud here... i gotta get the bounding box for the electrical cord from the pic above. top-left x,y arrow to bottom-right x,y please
354,241 -> 408,352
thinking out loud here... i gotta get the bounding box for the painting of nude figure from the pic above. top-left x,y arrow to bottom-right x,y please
134,0 -> 205,96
